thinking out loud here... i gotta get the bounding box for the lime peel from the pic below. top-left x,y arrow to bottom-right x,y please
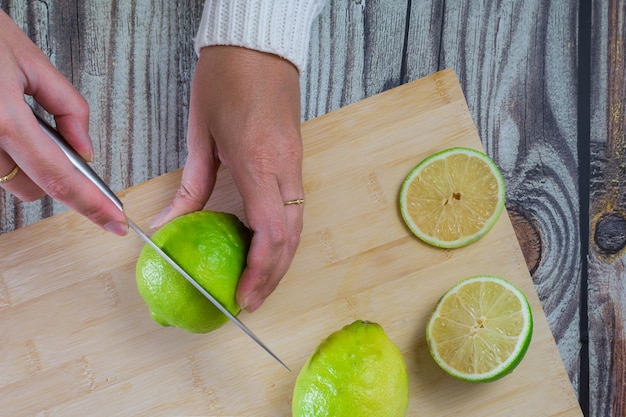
293,320 -> 409,417
399,147 -> 506,248
135,211 -> 250,334
426,276 -> 533,382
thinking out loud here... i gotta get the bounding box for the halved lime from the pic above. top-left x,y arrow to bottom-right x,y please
399,147 -> 506,248
426,276 -> 533,382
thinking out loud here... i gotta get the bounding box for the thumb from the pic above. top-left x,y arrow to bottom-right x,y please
150,147 -> 219,229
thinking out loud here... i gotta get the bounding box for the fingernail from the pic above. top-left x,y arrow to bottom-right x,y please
150,205 -> 172,229
241,290 -> 258,310
82,137 -> 95,162
104,221 -> 128,236
87,143 -> 95,162
246,298 -> 265,313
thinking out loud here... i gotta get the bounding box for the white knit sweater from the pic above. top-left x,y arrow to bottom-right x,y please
195,0 -> 326,74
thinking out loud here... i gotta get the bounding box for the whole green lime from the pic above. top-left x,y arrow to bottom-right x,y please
135,211 -> 251,334
293,320 -> 409,417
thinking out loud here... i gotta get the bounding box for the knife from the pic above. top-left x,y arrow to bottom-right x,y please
32,110 -> 290,371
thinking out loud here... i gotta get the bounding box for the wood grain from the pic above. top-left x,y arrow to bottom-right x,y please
302,0 -> 409,119
589,0 -> 626,415
0,0 -> 592,410
304,0 -> 582,397
407,1 -> 582,392
0,70 -> 581,416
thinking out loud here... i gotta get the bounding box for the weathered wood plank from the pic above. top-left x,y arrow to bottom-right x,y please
404,0 -> 582,393
302,0 -> 409,119
589,0 -> 626,415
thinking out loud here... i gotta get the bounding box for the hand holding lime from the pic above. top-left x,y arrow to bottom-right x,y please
135,211 -> 251,334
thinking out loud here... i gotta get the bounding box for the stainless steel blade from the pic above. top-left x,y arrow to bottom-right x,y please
34,109 -> 290,371
128,219 -> 290,371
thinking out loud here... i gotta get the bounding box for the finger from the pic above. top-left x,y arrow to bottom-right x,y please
150,95 -> 219,229
244,199 -> 304,312
0,150 -> 45,201
4,108 -> 128,235
233,135 -> 304,311
235,189 -> 287,310
150,145 -> 218,229
18,38 -> 94,162
235,170 -> 305,311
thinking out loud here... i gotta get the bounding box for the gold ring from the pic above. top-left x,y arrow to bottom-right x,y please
283,198 -> 305,206
0,165 -> 19,184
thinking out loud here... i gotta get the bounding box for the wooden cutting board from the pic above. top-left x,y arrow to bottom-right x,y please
0,69 -> 581,416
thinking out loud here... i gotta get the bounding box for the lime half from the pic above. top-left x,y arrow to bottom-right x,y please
426,276 -> 533,382
399,147 -> 506,248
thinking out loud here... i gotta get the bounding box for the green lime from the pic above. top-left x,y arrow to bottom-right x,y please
135,211 -> 251,334
399,147 -> 506,248
426,276 -> 533,382
293,320 -> 408,417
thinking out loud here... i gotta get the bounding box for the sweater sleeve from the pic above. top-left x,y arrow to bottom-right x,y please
194,0 -> 326,74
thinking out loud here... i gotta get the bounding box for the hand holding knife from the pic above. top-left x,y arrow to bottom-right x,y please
33,109 -> 290,371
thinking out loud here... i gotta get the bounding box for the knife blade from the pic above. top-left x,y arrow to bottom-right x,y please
33,109 -> 290,371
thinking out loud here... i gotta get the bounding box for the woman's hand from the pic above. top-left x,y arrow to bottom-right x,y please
0,10 -> 128,235
152,46 -> 305,312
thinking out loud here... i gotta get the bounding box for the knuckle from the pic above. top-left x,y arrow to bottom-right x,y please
244,268 -> 269,289
174,182 -> 194,201
287,230 -> 301,250
173,182 -> 206,209
0,113 -> 18,144
265,221 -> 288,249
40,174 -> 76,202
0,113 -> 10,135
80,201 -> 112,226
73,97 -> 90,120
39,176 -> 109,224
18,189 -> 46,202
240,133 -> 302,176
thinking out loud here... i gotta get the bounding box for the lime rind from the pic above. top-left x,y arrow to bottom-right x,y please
399,147 -> 506,248
426,276 -> 533,383
135,211 -> 250,334
293,320 -> 409,417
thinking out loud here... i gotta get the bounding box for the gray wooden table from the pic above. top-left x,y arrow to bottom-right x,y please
1,1 -> 623,415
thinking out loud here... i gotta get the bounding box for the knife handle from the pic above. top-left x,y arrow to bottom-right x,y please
32,110 -> 125,213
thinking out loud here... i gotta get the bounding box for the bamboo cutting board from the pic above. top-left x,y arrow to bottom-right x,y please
0,69 -> 581,416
